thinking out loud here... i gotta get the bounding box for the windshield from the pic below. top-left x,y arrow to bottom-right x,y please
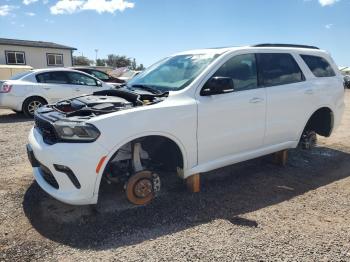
128,53 -> 220,91
10,71 -> 32,80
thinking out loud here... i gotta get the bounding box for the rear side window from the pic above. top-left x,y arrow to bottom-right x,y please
257,53 -> 304,87
36,72 -> 69,84
300,55 -> 335,77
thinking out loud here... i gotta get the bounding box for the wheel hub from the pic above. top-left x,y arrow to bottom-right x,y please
125,171 -> 160,205
134,178 -> 153,198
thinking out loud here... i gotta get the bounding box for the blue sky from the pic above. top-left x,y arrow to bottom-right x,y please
0,0 -> 349,66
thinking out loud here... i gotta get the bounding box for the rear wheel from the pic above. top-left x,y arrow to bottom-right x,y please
22,97 -> 47,118
299,130 -> 317,150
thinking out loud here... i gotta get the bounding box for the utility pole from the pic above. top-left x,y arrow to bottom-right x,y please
94,49 -> 98,62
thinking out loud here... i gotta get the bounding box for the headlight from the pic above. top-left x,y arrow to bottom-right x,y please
53,121 -> 100,142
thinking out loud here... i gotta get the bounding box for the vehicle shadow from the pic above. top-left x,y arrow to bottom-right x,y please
22,146 -> 350,251
0,111 -> 32,123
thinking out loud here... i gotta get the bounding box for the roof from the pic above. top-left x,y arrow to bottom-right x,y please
0,38 -> 77,50
176,44 -> 327,57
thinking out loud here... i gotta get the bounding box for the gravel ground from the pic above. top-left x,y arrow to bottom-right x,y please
1,91 -> 350,261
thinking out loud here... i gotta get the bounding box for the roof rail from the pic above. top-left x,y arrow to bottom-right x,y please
253,44 -> 319,50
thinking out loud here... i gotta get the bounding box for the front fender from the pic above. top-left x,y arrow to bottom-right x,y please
92,131 -> 189,198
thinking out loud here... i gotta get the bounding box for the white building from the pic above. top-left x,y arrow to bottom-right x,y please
0,38 -> 76,69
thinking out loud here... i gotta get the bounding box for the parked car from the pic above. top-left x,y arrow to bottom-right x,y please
27,44 -> 344,206
117,70 -> 141,82
344,75 -> 350,89
0,68 -> 113,117
72,67 -> 125,86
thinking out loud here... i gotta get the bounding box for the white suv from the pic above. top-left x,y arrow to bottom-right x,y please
27,44 -> 345,206
0,68 -> 113,117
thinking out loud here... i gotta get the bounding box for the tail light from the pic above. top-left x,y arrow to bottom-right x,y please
0,83 -> 12,93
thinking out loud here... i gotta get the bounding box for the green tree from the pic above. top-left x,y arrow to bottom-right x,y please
136,64 -> 145,71
96,58 -> 106,66
73,56 -> 92,66
131,58 -> 137,70
106,54 -> 131,68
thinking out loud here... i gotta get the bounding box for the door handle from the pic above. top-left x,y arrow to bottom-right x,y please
305,89 -> 314,95
43,87 -> 50,90
75,88 -> 81,92
249,97 -> 264,103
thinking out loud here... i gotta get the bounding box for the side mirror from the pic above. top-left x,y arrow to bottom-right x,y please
96,81 -> 103,87
200,77 -> 234,96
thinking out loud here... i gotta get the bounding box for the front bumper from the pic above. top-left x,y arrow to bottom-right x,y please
28,127 -> 109,205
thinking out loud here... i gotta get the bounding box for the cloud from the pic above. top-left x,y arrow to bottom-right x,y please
325,23 -> 334,29
50,0 -> 83,14
318,0 -> 340,6
23,0 -> 39,5
82,0 -> 135,13
50,0 -> 134,15
0,5 -> 18,16
25,11 -> 36,16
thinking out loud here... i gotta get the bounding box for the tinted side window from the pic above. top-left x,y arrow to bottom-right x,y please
301,55 -> 335,77
213,54 -> 258,91
36,72 -> 69,84
91,70 -> 110,80
67,72 -> 97,86
257,53 -> 304,87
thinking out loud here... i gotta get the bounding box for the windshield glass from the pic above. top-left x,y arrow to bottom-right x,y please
10,71 -> 32,80
128,53 -> 220,91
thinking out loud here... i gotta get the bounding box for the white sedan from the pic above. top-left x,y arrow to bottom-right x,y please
0,68 -> 114,117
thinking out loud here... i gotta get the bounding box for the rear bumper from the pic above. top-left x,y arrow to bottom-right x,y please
0,93 -> 23,111
28,127 -> 109,205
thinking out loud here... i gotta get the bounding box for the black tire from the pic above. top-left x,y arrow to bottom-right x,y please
22,97 -> 47,118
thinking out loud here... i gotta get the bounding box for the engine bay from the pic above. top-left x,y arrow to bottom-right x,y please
38,88 -> 168,119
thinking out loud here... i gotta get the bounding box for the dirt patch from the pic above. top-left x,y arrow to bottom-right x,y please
1,91 -> 350,261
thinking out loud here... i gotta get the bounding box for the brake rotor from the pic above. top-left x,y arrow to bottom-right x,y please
126,171 -> 159,205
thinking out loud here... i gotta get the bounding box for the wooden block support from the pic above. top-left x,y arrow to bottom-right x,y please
274,150 -> 288,166
186,174 -> 200,193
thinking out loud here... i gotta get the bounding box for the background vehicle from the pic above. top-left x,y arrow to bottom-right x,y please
28,44 -> 345,206
0,68 -> 113,117
109,69 -> 141,82
72,67 -> 125,87
118,70 -> 141,82
344,75 -> 350,89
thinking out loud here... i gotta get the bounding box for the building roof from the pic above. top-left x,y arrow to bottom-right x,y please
0,38 -> 77,50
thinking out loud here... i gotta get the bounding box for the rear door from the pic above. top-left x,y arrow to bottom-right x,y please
35,71 -> 74,103
256,53 -> 313,145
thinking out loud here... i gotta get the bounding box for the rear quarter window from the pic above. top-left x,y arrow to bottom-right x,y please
300,55 -> 336,77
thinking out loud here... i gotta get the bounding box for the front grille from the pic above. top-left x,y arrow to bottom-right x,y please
34,115 -> 58,145
40,164 -> 59,189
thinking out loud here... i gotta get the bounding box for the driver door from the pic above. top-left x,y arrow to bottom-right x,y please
196,53 -> 266,165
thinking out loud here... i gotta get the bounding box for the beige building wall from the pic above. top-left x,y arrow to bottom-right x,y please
0,45 -> 73,68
